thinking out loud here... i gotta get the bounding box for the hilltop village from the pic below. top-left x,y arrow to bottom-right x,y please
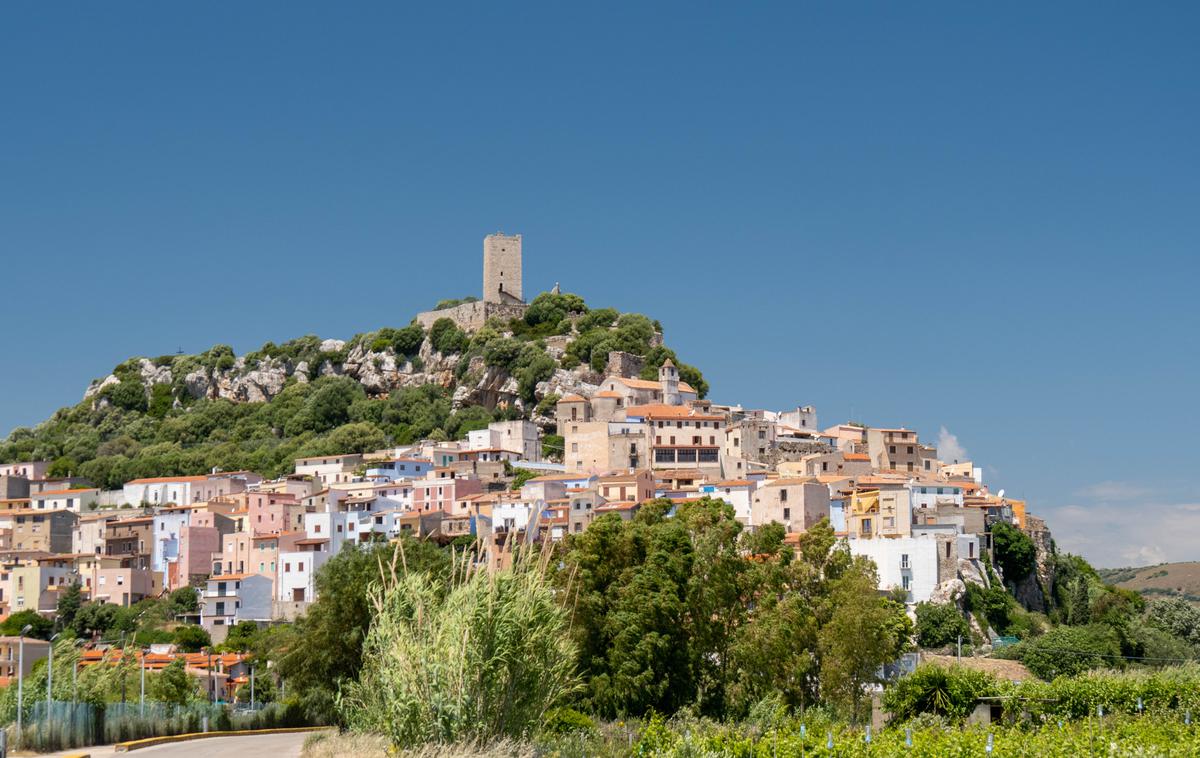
0,233 -> 1051,695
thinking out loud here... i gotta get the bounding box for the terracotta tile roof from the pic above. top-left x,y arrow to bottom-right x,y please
843,453 -> 870,461
593,390 -> 622,398
558,394 -> 587,403
33,488 -> 95,497
609,376 -> 698,393
624,404 -> 724,421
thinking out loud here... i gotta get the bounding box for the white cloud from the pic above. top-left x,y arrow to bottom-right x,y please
1041,496 -> 1200,568
1073,480 -> 1153,502
937,426 -> 968,464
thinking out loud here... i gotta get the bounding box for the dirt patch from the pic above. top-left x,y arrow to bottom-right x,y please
922,653 -> 1034,682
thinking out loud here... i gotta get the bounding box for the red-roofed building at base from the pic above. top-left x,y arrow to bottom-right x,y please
751,478 -> 830,534
199,573 -> 273,644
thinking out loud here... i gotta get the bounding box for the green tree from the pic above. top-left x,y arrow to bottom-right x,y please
152,658 -> 199,705
173,624 -> 212,653
55,583 -> 85,632
991,522 -> 1036,584
0,610 -> 53,639
220,621 -> 262,652
915,602 -> 970,648
818,557 -> 912,720
168,586 -> 199,614
1146,596 -> 1200,644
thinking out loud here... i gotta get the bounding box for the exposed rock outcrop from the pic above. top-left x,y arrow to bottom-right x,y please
81,333 -> 606,416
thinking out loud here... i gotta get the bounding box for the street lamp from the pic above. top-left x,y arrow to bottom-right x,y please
16,623 -> 33,736
139,646 -> 147,716
46,632 -> 61,712
72,638 -> 87,703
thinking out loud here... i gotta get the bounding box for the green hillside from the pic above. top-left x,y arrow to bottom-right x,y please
0,291 -> 706,490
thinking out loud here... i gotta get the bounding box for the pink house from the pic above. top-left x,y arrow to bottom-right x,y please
245,492 -> 303,537
171,525 -> 220,590
412,475 -> 483,515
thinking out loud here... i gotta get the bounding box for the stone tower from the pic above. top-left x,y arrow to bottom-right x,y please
660,358 -> 681,406
482,232 -> 523,304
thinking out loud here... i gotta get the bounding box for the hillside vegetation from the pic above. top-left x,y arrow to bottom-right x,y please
0,292 -> 706,490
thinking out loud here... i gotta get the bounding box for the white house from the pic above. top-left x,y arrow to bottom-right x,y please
698,480 -> 758,525
466,420 -> 541,462
848,536 -> 943,605
30,488 -> 99,513
365,458 -> 434,483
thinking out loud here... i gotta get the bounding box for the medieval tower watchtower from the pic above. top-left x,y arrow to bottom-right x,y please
482,232 -> 523,304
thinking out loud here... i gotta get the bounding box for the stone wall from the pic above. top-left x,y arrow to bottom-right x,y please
605,350 -> 645,379
414,300 -> 529,332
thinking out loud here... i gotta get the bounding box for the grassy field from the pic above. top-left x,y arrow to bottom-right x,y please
1100,561 -> 1200,603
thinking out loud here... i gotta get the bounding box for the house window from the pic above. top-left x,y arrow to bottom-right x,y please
779,489 -> 788,502
782,507 -> 790,520
902,575 -> 911,591
889,445 -> 896,454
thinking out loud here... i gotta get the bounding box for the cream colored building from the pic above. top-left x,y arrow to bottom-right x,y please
750,479 -> 830,533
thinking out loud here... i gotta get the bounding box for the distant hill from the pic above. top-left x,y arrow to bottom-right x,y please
1098,562 -> 1200,604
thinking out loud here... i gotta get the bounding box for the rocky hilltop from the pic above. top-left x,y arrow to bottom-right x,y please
0,292 -> 706,489
83,335 -> 606,419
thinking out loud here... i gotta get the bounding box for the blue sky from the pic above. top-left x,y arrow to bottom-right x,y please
2,3 -> 1197,567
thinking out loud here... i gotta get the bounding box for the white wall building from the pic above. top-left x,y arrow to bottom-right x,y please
849,536 -> 942,604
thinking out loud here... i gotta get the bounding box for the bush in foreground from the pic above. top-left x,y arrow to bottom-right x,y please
339,546 -> 579,748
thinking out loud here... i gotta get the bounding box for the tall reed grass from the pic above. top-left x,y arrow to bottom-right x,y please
339,542 -> 579,748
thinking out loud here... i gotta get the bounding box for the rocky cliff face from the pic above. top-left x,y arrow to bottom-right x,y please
83,336 -> 604,422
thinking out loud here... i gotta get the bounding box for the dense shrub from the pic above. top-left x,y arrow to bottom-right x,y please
429,318 -> 469,354
914,602 -> 970,648
882,664 -> 1003,722
1019,624 -> 1122,680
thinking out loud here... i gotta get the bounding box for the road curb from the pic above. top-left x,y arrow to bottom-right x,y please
113,726 -> 332,753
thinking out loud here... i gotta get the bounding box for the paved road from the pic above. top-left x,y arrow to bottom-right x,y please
36,730 -> 318,758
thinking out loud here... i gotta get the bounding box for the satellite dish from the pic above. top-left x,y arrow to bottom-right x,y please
996,489 -> 1005,500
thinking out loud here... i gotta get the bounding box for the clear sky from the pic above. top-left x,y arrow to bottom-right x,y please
2,3 -> 1197,567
